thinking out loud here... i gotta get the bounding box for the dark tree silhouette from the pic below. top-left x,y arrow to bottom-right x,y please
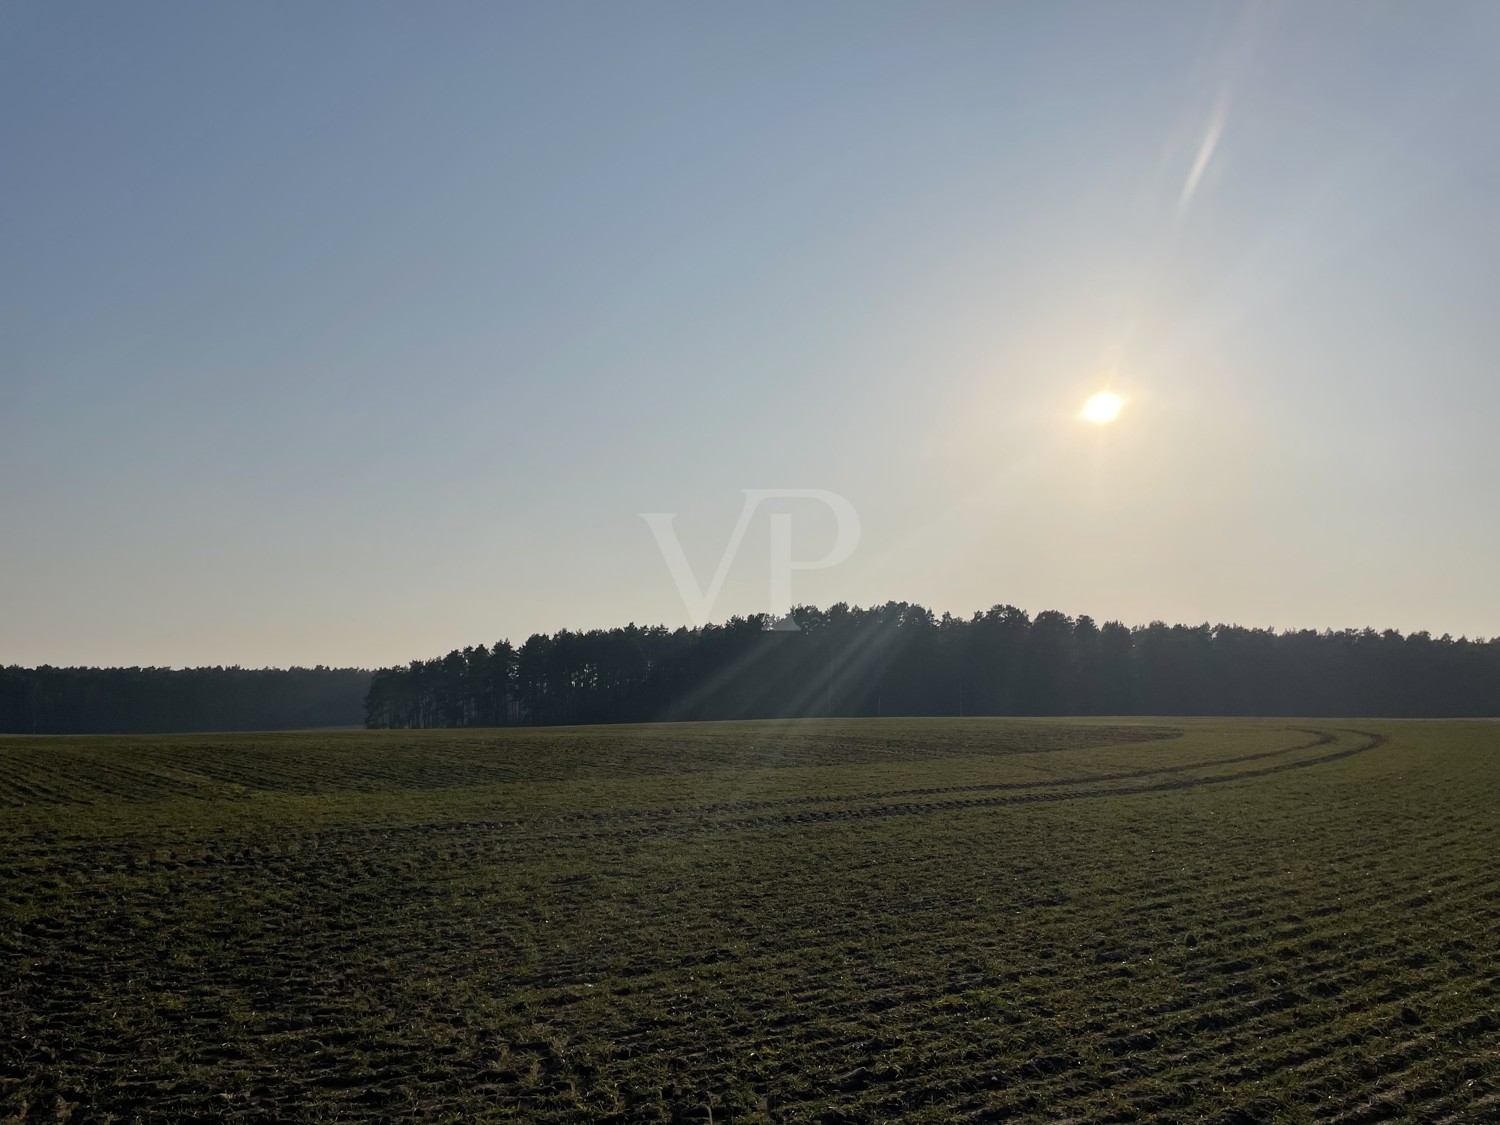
363,602 -> 1500,728
12,605 -> 1493,735
0,666 -> 370,734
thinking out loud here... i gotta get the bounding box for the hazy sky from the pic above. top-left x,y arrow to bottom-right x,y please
4,2 -> 1498,668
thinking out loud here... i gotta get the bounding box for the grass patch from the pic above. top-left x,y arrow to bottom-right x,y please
2,718 -> 1498,1122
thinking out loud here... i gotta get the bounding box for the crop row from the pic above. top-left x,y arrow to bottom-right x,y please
2,719 -> 1497,1121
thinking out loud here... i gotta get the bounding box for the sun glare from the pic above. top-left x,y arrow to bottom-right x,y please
1083,391 -> 1122,424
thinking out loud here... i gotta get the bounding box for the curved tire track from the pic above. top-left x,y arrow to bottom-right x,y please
516,728 -> 1388,844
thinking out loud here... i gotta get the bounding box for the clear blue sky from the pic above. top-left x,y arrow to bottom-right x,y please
3,2 -> 1498,668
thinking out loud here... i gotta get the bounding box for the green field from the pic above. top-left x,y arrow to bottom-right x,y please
3,719 -> 1498,1123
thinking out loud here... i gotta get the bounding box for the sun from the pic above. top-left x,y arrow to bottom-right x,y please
1082,391 -> 1123,424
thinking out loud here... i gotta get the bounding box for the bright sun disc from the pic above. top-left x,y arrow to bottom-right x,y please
1083,391 -> 1122,424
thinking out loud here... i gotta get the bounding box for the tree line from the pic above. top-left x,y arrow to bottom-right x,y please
363,602 -> 1500,728
0,666 -> 372,734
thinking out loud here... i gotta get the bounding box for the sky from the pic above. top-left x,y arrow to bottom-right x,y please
3,2 -> 1499,669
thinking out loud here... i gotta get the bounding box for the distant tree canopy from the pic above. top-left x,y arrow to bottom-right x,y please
363,602 -> 1500,728
0,666 -> 371,734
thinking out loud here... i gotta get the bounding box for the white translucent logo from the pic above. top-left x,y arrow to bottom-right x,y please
641,489 -> 860,628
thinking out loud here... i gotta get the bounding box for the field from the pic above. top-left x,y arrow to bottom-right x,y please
2,719 -> 1498,1123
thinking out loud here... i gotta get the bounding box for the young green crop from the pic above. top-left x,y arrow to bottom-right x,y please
2,718 -> 1497,1122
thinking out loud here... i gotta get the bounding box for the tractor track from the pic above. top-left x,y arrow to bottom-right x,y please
508,727 -> 1386,845
0,729 -> 1385,873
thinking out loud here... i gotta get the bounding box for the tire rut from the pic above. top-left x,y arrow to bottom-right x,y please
514,728 -> 1388,844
